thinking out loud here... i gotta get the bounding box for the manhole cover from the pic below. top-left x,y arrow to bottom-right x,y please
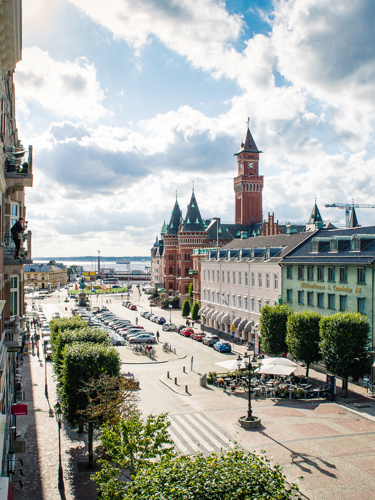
14,441 -> 25,454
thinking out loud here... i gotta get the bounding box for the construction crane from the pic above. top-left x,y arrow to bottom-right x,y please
324,203 -> 375,227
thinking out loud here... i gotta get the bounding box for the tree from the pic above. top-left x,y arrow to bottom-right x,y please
286,310 -> 322,377
188,282 -> 193,300
320,312 -> 371,397
259,305 -> 291,356
49,316 -> 87,343
150,286 -> 159,300
94,445 -> 300,500
93,413 -> 175,497
191,301 -> 200,321
51,327 -> 110,377
181,299 -> 191,317
59,342 -> 121,466
170,295 -> 180,308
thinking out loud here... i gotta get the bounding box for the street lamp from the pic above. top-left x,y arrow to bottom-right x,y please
54,402 -> 64,490
169,304 -> 172,323
236,350 -> 261,427
44,342 -> 48,399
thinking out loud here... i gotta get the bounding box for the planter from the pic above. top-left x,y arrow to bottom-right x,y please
238,416 -> 261,429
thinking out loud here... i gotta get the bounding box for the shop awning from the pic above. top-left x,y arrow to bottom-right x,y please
233,316 -> 242,327
222,313 -> 231,325
211,310 -> 219,321
206,309 -> 215,319
198,307 -> 205,315
200,308 -> 208,317
238,318 -> 248,330
244,319 -> 254,332
216,312 -> 224,323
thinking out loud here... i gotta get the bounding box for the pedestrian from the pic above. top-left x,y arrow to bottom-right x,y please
192,321 -> 194,328
11,217 -> 25,259
135,317 -> 138,325
156,330 -> 160,342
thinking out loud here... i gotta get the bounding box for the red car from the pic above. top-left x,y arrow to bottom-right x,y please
192,331 -> 205,341
130,305 -> 137,310
181,328 -> 194,337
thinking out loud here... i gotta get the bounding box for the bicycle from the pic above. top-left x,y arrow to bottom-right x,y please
162,343 -> 170,352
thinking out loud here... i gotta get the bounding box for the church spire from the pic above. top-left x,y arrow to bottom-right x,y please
181,189 -> 204,232
166,197 -> 182,235
236,118 -> 261,155
349,204 -> 359,228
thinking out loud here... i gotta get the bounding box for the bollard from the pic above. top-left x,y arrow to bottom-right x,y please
167,371 -> 170,378
183,366 -> 185,373
185,385 -> 188,393
174,348 -> 176,354
174,377 -> 178,385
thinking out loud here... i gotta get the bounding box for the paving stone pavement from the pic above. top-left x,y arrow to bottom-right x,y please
12,348 -> 98,500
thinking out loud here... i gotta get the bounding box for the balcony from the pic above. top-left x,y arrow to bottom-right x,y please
4,317 -> 23,352
189,270 -> 198,276
4,145 -> 33,196
4,230 -> 32,266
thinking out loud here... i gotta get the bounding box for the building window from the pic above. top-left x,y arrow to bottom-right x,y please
298,266 -> 304,280
216,292 -> 220,303
286,266 -> 293,279
357,297 -> 366,315
203,270 -> 206,281
239,272 -> 242,285
307,291 -> 314,306
10,203 -> 19,228
352,237 -> 360,251
258,273 -> 262,288
233,272 -> 236,285
339,267 -> 347,283
226,293 -> 230,306
169,267 -> 173,275
232,295 -> 236,307
328,294 -> 335,310
169,254 -> 173,261
251,273 -> 255,287
317,267 -> 324,281
244,296 -> 248,310
208,270 -> 211,281
185,254 -> 190,261
274,274 -> 279,289
222,271 -> 225,284
317,293 -> 324,308
207,290 -> 211,301
357,267 -> 365,284
10,276 -> 19,316
217,270 -> 220,283
258,299 -> 262,313
251,297 -> 255,311
238,296 -> 242,309
298,290 -> 304,304
307,266 -> 314,280
328,267 -> 335,282
266,273 -> 270,288
245,272 -> 248,286
286,289 -> 293,303
339,295 -> 347,311
227,271 -> 230,284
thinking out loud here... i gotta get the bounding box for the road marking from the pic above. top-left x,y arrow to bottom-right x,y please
169,420 -> 201,453
168,429 -> 190,454
184,413 -> 226,450
193,413 -> 231,445
173,415 -> 214,452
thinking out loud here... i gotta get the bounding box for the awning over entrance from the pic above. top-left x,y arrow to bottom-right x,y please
211,310 -> 219,321
206,309 -> 214,319
216,312 -> 224,323
222,313 -> 231,325
198,307 -> 205,315
200,308 -> 208,317
238,318 -> 247,330
233,316 -> 242,327
244,319 -> 254,332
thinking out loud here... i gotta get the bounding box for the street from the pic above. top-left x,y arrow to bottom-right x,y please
14,289 -> 375,500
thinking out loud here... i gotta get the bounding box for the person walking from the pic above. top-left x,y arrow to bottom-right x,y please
11,217 -> 25,259
156,330 -> 160,342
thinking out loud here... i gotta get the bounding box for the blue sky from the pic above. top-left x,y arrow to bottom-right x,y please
15,0 -> 375,256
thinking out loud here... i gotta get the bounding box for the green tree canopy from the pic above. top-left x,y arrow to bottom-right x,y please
191,301 -> 200,321
188,282 -> 193,299
51,326 -> 110,378
49,316 -> 88,343
319,312 -> 371,397
286,310 -> 322,376
259,305 -> 291,356
150,286 -> 159,300
181,298 -> 191,317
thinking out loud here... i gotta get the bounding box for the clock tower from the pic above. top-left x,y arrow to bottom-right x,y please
234,120 -> 263,225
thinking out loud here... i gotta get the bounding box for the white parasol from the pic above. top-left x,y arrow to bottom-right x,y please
261,357 -> 298,367
256,364 -> 296,376
215,358 -> 250,371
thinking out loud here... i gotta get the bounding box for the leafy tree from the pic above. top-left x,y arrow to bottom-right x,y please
181,298 -> 191,317
188,282 -> 193,299
93,413 -> 175,496
59,342 -> 121,466
259,305 -> 291,356
191,301 -> 200,321
150,286 -> 159,300
49,316 -> 87,343
51,327 -> 110,377
170,295 -> 180,308
94,445 -> 300,500
286,310 -> 322,377
320,312 -> 371,397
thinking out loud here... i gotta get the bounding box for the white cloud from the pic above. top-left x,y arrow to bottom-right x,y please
14,47 -> 110,121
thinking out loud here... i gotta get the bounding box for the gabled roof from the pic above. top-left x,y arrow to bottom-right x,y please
166,198 -> 182,235
181,190 -> 205,232
235,124 -> 261,155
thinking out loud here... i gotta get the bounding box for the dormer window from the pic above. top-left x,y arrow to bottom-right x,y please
330,238 -> 338,252
311,240 -> 319,253
351,237 -> 360,251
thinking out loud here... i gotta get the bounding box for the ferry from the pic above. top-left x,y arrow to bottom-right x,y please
116,259 -> 131,265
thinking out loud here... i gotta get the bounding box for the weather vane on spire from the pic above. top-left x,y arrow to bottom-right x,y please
192,180 -> 194,192
246,117 -> 250,128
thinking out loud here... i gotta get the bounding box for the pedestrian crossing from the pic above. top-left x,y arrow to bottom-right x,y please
168,412 -> 232,455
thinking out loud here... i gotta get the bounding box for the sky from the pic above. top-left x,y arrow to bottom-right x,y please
15,0 -> 375,257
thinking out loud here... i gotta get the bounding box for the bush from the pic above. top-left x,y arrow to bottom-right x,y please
191,301 -> 200,321
181,299 -> 191,318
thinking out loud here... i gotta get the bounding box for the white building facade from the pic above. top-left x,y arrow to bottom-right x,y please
199,233 -> 313,342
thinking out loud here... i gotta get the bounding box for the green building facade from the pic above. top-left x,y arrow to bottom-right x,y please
281,226 -> 375,347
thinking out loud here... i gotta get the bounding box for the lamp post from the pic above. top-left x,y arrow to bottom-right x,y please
54,402 -> 64,490
44,343 -> 48,399
169,304 -> 172,324
236,350 -> 260,427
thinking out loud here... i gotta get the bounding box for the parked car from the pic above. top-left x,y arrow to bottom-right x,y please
213,341 -> 232,352
177,325 -> 186,333
202,335 -> 220,346
180,328 -> 194,337
130,305 -> 137,311
128,333 -> 156,344
108,333 -> 126,346
192,331 -> 205,341
157,317 -> 166,324
162,323 -> 177,332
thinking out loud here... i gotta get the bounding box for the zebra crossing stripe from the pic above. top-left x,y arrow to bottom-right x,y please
169,421 -> 201,453
173,415 -> 214,452
168,429 -> 190,454
193,413 -> 231,445
184,413 -> 226,450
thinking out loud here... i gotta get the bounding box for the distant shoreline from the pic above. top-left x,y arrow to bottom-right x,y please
33,256 -> 151,262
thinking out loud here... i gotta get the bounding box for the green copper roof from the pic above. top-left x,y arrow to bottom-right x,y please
161,220 -> 167,235
166,198 -> 182,235
308,201 -> 324,225
349,205 -> 359,228
181,190 -> 205,232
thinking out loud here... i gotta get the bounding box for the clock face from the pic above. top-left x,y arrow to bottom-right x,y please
248,162 -> 254,168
